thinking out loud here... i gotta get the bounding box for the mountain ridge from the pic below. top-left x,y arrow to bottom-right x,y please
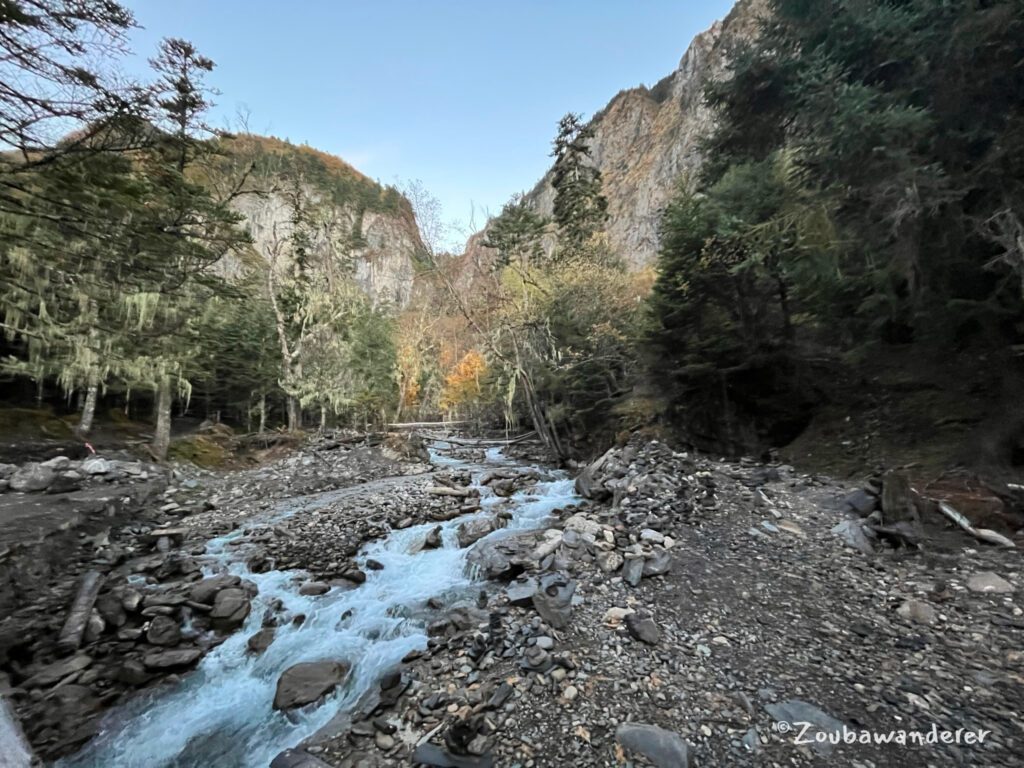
465,0 -> 765,269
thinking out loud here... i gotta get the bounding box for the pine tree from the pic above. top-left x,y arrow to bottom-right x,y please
550,113 -> 608,256
484,195 -> 547,269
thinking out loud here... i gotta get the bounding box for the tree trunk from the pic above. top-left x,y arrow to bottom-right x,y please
319,405 -> 327,433
287,396 -> 301,432
76,382 -> 98,437
258,393 -> 266,434
152,376 -> 173,461
519,371 -> 567,464
776,273 -> 794,342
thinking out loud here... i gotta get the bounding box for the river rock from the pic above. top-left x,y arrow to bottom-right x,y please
47,471 -> 83,493
82,610 -> 105,643
121,588 -> 143,613
532,572 -> 575,629
642,549 -> 672,577
247,627 -> 276,655
9,463 -> 55,492
340,568 -> 366,584
967,572 -> 1014,593
269,748 -> 337,768
625,612 -> 661,644
96,594 -> 127,628
82,457 -> 111,475
210,588 -> 251,630
457,516 -> 498,548
640,528 -> 665,544
114,659 -> 151,686
146,615 -> 182,646
622,555 -> 644,586
563,514 -> 602,538
424,525 -> 443,550
596,550 -> 623,572
897,599 -> 936,625
832,519 -> 874,554
491,478 -> 516,497
574,449 -> 614,501
467,531 -> 545,580
615,723 -> 691,768
840,489 -> 879,516
189,574 -> 241,604
299,581 -> 330,596
22,654 -> 92,688
143,647 -> 202,669
412,743 -> 494,768
273,660 -> 351,711
506,577 -> 537,606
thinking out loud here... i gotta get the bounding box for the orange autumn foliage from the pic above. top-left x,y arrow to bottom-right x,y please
440,350 -> 486,410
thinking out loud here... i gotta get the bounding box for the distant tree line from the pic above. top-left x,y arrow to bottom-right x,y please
0,1 -> 400,458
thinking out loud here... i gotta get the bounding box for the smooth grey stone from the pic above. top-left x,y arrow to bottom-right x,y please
615,723 -> 691,767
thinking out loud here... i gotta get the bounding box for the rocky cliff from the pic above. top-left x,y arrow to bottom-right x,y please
223,136 -> 424,308
469,0 -> 764,269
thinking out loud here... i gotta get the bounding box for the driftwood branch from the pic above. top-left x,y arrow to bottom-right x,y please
427,486 -> 474,497
57,570 -> 104,654
424,431 -> 538,447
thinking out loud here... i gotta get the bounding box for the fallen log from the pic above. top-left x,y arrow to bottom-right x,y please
937,502 -> 1015,548
57,570 -> 104,655
423,431 -> 538,447
427,486 -> 473,497
387,421 -> 469,429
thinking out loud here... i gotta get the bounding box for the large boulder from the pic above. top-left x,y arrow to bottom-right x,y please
146,615 -> 182,646
616,723 -> 691,768
467,531 -> 549,580
832,519 -> 874,554
81,457 -> 112,475
273,660 -> 351,711
247,627 -> 276,655
382,433 -> 430,463
189,574 -> 242,605
209,588 -> 251,630
574,448 -> 615,501
457,516 -> 500,548
9,463 -> 56,493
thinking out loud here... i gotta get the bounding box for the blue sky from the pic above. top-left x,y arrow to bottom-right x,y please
122,1 -> 735,248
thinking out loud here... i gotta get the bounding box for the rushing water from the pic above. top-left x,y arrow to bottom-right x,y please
0,694 -> 32,768
60,443 -> 577,768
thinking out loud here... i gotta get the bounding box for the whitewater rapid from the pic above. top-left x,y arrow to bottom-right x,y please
60,443 -> 576,768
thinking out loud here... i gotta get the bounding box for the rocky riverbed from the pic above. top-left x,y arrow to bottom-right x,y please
293,439 -> 1023,768
2,433 -> 1022,767
0,433 -> 443,762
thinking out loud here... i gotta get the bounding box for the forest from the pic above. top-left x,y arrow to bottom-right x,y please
2,0 -> 1023,470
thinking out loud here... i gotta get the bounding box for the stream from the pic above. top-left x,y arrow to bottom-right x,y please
59,443 -> 578,768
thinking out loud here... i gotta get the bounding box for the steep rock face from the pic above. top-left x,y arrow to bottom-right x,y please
230,190 -> 420,308
468,0 -> 764,269
223,136 -> 424,308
